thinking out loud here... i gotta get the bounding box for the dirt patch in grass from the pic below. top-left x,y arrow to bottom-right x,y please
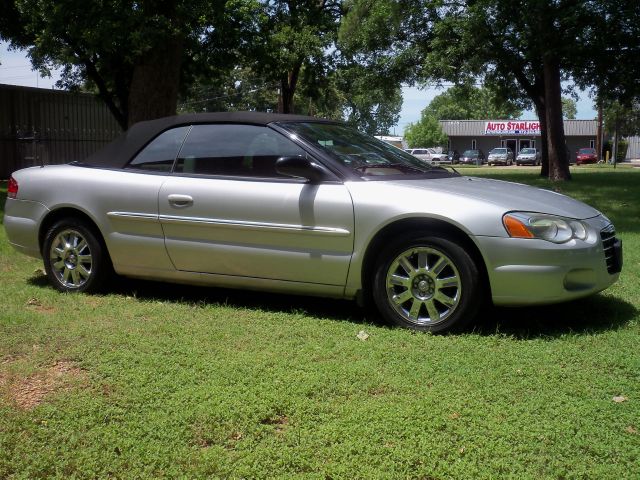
261,414 -> 290,435
0,360 -> 87,410
25,297 -> 57,314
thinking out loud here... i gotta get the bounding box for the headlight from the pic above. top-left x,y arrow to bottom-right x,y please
503,212 -> 590,243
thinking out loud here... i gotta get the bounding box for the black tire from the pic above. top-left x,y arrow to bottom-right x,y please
42,218 -> 112,293
372,234 -> 482,333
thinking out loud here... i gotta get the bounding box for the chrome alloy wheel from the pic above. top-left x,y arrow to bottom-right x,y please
49,229 -> 93,288
385,246 -> 462,326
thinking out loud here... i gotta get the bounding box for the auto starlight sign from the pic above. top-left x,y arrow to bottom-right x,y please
484,121 -> 541,135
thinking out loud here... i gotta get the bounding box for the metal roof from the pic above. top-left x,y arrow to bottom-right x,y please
440,119 -> 597,136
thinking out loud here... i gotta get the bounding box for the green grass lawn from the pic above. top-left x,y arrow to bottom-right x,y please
1,166 -> 639,478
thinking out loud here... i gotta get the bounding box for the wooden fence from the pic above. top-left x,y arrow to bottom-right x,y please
0,84 -> 121,178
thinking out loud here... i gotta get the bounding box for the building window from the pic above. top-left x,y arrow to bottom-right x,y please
471,139 -> 476,150
590,139 -> 595,149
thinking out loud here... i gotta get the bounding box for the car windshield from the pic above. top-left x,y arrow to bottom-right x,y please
520,148 -> 536,154
462,150 -> 478,156
491,148 -> 507,154
281,122 -> 452,178
579,148 -> 596,154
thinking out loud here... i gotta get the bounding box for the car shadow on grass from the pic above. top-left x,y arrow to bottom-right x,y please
472,294 -> 637,338
28,272 -> 636,338
107,276 -> 375,327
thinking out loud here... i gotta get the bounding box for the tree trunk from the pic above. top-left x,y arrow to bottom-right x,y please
278,61 -> 302,114
543,56 -> 571,181
127,35 -> 184,127
596,101 -> 603,161
534,100 -> 549,177
612,115 -> 619,166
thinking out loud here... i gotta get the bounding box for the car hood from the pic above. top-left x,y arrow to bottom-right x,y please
387,176 -> 600,219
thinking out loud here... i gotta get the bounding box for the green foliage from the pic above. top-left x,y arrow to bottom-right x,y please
1,169 -> 640,477
603,101 -> 640,137
0,0 -> 259,128
404,83 -> 521,148
423,84 -> 522,120
342,0 -> 640,180
617,140 -> 629,162
336,63 -> 402,134
562,97 -> 577,120
580,0 -> 640,106
181,0 -> 402,135
404,114 -> 447,148
179,67 -> 279,114
242,0 -> 341,113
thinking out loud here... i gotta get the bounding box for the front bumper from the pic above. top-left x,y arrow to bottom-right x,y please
577,157 -> 597,164
516,157 -> 536,164
475,215 -> 620,306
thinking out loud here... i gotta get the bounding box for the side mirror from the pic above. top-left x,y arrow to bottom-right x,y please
275,156 -> 330,183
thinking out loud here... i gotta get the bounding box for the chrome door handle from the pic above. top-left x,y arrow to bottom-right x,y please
167,194 -> 193,207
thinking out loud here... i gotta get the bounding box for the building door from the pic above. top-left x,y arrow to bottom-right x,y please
506,139 -> 517,155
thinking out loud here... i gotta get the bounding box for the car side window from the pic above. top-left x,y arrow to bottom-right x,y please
174,124 -> 306,178
126,126 -> 190,171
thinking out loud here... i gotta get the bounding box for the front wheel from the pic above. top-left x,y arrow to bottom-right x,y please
43,219 -> 112,293
372,235 -> 482,333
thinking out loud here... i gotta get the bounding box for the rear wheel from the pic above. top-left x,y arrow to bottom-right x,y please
372,234 -> 482,333
43,219 -> 112,293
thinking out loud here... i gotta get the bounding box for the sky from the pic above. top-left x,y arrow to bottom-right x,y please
1,41 -> 597,134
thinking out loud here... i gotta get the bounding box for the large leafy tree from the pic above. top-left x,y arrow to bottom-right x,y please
0,0 -> 255,129
404,114 -> 447,148
247,0 -> 342,114
561,98 -> 577,120
341,0 -> 640,181
180,62 -> 402,135
421,84 -> 522,120
404,84 -> 520,148
335,62 -> 403,134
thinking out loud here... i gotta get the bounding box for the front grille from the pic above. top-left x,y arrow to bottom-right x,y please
600,224 -> 618,274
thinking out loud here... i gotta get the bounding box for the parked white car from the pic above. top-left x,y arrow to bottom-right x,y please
404,148 -> 433,163
405,147 -> 448,164
427,147 -> 449,164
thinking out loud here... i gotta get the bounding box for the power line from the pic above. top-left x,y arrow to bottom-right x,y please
0,64 -> 34,70
179,83 -> 277,107
0,74 -> 38,80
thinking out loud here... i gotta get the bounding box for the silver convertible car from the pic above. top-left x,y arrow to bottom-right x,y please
4,112 -> 622,332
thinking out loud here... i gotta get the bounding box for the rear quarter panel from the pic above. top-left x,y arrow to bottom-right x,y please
8,165 -> 174,273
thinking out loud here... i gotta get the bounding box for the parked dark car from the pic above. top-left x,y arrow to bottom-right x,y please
576,147 -> 597,165
446,150 -> 460,164
459,149 -> 485,165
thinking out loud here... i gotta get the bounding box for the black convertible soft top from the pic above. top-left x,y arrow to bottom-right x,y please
82,111 -> 324,169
